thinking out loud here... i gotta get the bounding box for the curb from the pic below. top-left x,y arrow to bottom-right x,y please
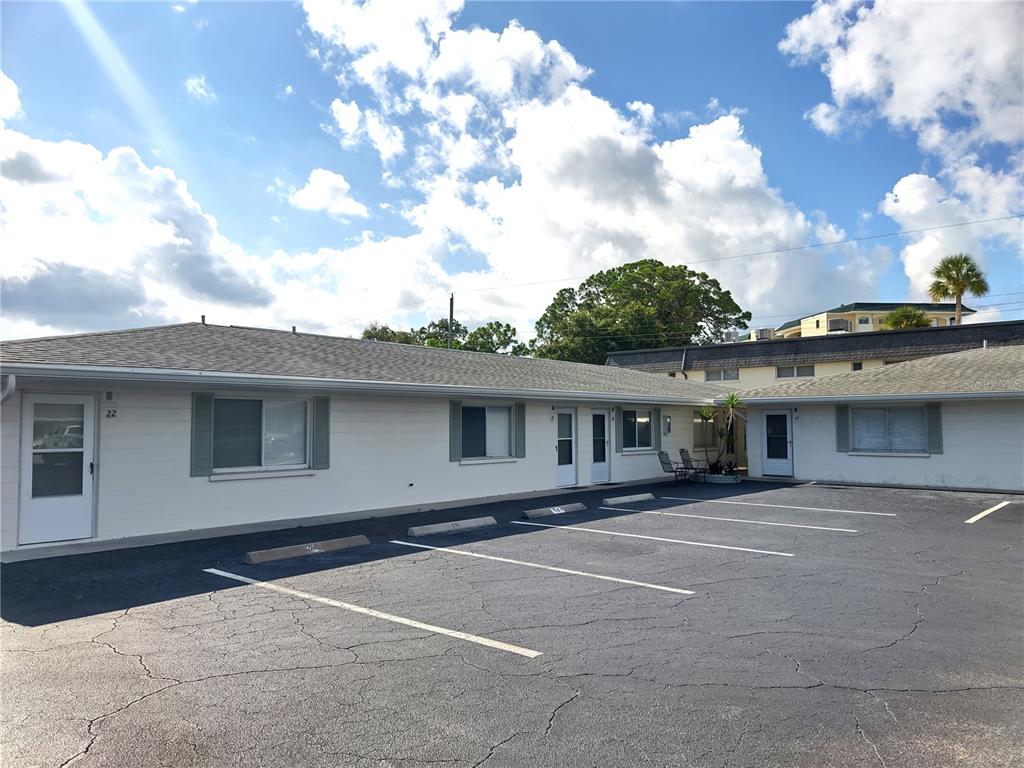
522,502 -> 587,519
407,516 -> 498,537
243,535 -> 370,565
603,492 -> 656,505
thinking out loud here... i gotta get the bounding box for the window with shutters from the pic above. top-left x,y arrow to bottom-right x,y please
461,405 -> 513,458
851,406 -> 927,453
212,398 -> 309,471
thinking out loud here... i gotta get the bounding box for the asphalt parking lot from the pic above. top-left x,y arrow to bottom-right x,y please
2,481 -> 1022,768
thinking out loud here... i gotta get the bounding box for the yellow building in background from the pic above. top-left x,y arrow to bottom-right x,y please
767,301 -> 974,340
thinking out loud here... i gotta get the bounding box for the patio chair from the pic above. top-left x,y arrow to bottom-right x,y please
657,451 -> 691,484
678,449 -> 708,481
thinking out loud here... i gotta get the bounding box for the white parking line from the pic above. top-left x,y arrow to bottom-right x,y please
660,496 -> 896,517
599,507 -> 857,533
390,540 -> 695,595
203,568 -> 541,659
964,500 -> 1013,524
510,521 -> 794,557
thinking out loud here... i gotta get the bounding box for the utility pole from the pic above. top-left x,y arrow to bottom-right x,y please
448,293 -> 454,349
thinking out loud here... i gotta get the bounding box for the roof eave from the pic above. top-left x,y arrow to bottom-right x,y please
1,363 -> 716,406
728,391 -> 1024,405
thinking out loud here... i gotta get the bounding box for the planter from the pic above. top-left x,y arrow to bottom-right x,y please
700,474 -> 741,484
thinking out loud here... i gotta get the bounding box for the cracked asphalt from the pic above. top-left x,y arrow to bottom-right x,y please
2,481 -> 1022,767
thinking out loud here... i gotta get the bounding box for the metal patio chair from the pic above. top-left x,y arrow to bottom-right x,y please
658,451 -> 691,484
678,448 -> 709,481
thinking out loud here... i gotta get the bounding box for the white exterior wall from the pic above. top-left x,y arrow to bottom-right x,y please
747,400 -> 1024,491
0,381 -> 697,555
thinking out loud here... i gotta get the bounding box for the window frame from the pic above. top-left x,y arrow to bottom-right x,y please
704,368 -> 739,382
776,365 -> 815,379
622,408 -> 654,450
851,362 -> 863,372
850,405 -> 928,454
460,402 -> 515,460
211,396 -> 311,474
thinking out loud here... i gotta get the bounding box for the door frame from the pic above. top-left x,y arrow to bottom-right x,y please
19,392 -> 99,545
761,409 -> 794,477
589,408 -> 611,484
554,407 -> 577,487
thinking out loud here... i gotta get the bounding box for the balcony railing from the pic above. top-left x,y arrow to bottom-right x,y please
827,318 -> 852,333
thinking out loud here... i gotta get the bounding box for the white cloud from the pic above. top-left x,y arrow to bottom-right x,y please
279,84 -> 295,99
0,71 -> 23,122
363,110 -> 404,162
184,74 -> 217,103
782,1 -> 1023,301
329,97 -> 361,145
780,1 -> 1024,151
626,100 -> 654,126
171,4 -> 186,13
288,168 -> 370,219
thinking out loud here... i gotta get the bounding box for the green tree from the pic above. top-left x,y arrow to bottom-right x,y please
531,259 -> 751,364
361,323 -> 421,345
880,305 -> 930,330
928,253 -> 989,325
417,318 -> 468,348
462,321 -> 529,355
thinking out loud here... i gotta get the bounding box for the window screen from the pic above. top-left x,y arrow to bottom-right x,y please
461,406 -> 487,458
213,398 -> 309,470
486,406 -> 512,457
263,400 -> 308,466
461,405 -> 512,458
622,409 -> 652,449
213,399 -> 262,468
852,407 -> 926,452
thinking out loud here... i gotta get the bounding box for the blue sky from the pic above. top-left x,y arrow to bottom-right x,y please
1,1 -> 1021,340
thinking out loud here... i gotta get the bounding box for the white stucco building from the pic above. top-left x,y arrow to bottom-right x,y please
738,345 -> 1024,492
0,322 -> 729,560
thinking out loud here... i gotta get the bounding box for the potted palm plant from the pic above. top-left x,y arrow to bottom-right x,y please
696,393 -> 743,483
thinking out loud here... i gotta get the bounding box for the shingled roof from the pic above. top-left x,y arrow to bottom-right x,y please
605,320 -> 1024,373
733,345 -> 1024,403
0,323 -> 729,404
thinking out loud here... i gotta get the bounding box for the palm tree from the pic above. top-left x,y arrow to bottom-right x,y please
928,253 -> 989,325
880,305 -> 930,330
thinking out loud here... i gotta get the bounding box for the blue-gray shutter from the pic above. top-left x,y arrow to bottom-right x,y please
835,404 -> 850,452
514,402 -> 526,458
614,406 -> 623,452
652,407 -> 662,451
449,401 -> 462,462
926,403 -> 943,454
190,393 -> 214,477
311,397 -> 330,470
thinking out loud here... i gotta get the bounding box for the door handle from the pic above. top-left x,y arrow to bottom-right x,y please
89,462 -> 95,475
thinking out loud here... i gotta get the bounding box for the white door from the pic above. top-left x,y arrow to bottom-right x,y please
762,410 -> 793,477
590,410 -> 610,484
19,394 -> 96,544
555,409 -> 576,487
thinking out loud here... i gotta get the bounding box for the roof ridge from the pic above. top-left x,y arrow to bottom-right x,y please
0,321 -> 199,346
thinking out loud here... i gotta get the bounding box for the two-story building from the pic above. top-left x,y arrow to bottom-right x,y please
769,301 -> 974,340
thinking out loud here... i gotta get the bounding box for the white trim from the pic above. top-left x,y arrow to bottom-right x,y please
459,457 -> 517,466
1,363 -> 712,405
847,452 -> 929,458
736,392 -> 1024,404
208,469 -> 316,482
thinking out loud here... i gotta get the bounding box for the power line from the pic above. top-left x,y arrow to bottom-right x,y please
525,301 -> 1024,344
356,214 -> 1022,322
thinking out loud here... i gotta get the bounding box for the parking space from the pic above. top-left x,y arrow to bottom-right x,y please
3,481 -> 1022,767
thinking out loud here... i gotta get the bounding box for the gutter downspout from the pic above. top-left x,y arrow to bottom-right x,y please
1,374 -> 16,403
679,349 -> 688,379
